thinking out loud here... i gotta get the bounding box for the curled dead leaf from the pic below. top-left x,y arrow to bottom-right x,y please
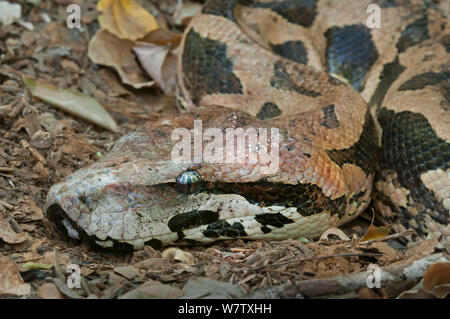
88,28 -> 155,89
0,216 -> 29,244
0,1 -> 21,26
133,42 -> 177,94
0,256 -> 31,296
360,224 -> 391,242
173,2 -> 202,26
38,282 -> 66,299
423,262 -> 450,290
97,0 -> 158,41
320,227 -> 350,241
119,281 -> 184,299
162,247 -> 195,265
140,28 -> 182,48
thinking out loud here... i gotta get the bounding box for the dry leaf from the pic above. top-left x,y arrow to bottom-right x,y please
23,74 -> 118,132
11,198 -> 44,221
396,280 -> 435,299
97,0 -> 158,41
0,215 -> 29,244
162,247 -> 195,265
0,1 -> 21,26
38,283 -> 66,299
424,283 -> 450,299
88,29 -> 155,89
0,256 -> 31,296
114,265 -> 140,280
360,224 -> 391,242
119,281 -> 184,299
133,42 -> 177,94
173,2 -> 202,26
320,227 -> 350,241
397,277 -> 450,299
35,112 -> 65,134
423,262 -> 450,292
140,28 -> 182,48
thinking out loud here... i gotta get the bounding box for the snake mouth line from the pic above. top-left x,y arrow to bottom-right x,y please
46,203 -> 165,250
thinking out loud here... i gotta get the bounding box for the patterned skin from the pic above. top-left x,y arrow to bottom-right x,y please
46,0 -> 449,249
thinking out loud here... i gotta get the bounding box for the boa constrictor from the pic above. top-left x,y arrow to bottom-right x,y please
46,0 -> 449,249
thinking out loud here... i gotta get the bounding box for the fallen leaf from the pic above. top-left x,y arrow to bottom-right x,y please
320,227 -> 351,241
0,1 -> 21,26
424,283 -> 450,299
357,288 -> 382,299
38,282 -> 66,299
140,28 -> 182,48
0,215 -> 29,244
133,42 -> 177,94
97,0 -> 158,41
88,29 -> 155,89
113,265 -> 140,280
396,280 -> 435,299
360,224 -> 391,242
119,281 -> 184,299
173,2 -> 202,26
134,257 -> 171,270
52,278 -> 83,299
35,112 -> 65,134
0,256 -> 31,296
182,277 -> 245,299
23,75 -> 118,132
30,130 -> 53,150
422,262 -> 450,297
11,197 -> 44,221
162,247 -> 195,265
423,262 -> 450,289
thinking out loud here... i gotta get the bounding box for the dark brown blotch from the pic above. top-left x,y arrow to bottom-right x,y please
241,0 -> 318,27
321,104 -> 340,129
270,40 -> 308,65
368,56 -> 406,107
167,210 -> 219,232
440,34 -> 450,53
256,102 -> 282,120
182,29 -> 243,104
254,212 -> 294,228
270,60 -> 321,97
325,24 -> 379,91
398,71 -> 450,91
377,108 -> 449,227
326,110 -> 378,175
203,220 -> 247,238
396,16 -> 430,53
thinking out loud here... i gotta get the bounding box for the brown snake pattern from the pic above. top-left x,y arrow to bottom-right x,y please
46,0 -> 449,249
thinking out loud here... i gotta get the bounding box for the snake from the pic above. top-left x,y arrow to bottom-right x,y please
45,0 -> 449,250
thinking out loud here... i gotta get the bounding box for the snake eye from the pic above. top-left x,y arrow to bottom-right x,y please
176,170 -> 203,195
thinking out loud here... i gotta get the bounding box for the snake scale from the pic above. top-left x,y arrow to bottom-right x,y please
46,0 -> 449,249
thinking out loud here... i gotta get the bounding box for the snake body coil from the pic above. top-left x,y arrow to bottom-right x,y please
46,0 -> 449,249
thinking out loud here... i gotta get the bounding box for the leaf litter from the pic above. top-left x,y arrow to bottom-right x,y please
0,0 -> 448,299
